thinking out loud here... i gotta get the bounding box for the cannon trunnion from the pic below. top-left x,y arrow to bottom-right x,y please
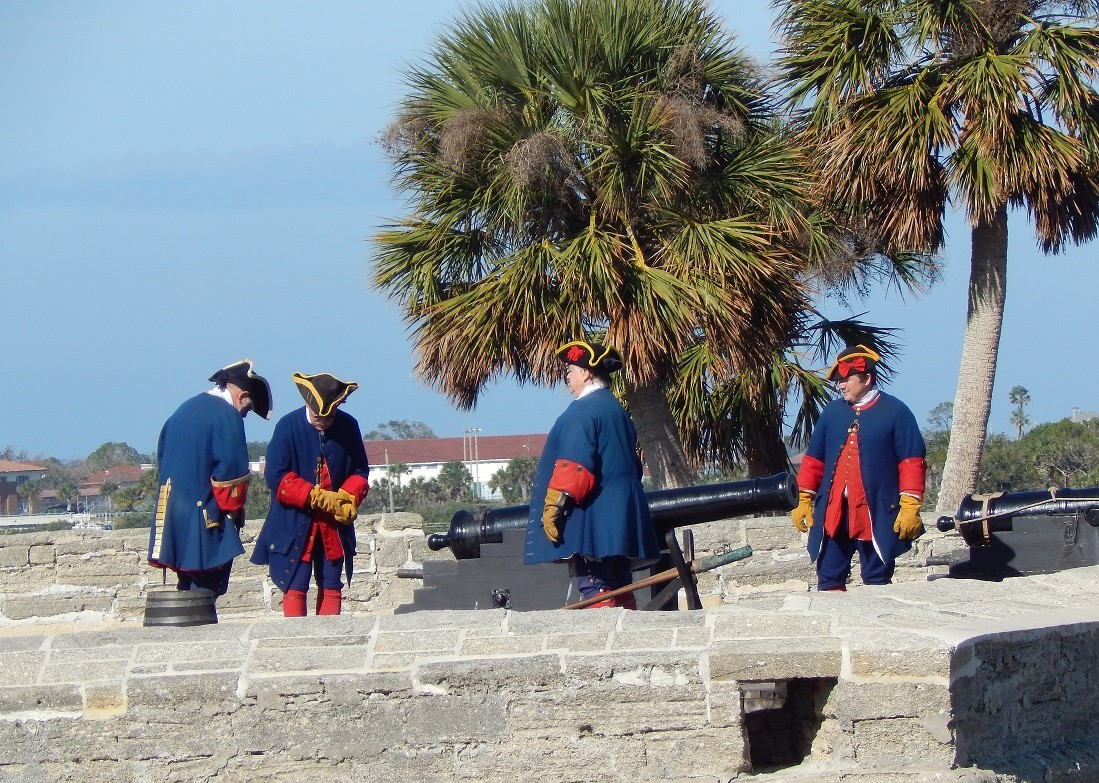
398,473 -> 797,612
935,486 -> 1099,579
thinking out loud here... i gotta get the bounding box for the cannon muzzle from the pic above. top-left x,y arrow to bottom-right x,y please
939,486 -> 1099,547
427,473 -> 798,560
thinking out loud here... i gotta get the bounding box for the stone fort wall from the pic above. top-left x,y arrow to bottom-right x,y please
2,514 -> 1099,782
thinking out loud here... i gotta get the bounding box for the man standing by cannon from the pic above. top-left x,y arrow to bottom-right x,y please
523,339 -> 660,608
791,345 -> 926,590
251,372 -> 369,616
148,359 -> 273,599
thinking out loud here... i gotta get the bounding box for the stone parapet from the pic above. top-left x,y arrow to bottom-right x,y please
3,566 -> 1099,782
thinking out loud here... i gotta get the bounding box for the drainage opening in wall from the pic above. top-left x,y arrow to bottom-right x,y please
741,677 -> 837,771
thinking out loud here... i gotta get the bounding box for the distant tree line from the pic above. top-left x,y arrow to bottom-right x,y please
923,389 -> 1099,511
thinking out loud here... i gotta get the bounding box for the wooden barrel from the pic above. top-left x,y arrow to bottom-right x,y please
143,589 -> 218,627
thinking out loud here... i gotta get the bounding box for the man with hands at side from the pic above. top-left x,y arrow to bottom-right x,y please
523,339 -> 659,609
791,345 -> 926,591
251,372 -> 369,616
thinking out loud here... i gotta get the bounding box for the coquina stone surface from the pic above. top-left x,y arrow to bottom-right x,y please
2,513 -> 1097,782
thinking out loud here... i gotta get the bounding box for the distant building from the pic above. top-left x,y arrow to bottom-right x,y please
38,464 -> 153,514
364,433 -> 547,500
0,460 -> 48,514
1072,407 -> 1099,423
80,464 -> 149,497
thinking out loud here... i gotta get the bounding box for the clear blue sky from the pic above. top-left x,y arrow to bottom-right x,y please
1,1 -> 1094,460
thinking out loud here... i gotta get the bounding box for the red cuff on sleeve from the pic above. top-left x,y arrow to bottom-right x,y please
211,474 -> 249,512
340,474 -> 369,503
548,459 -> 596,504
277,472 -> 314,508
797,455 -> 824,493
898,457 -> 927,498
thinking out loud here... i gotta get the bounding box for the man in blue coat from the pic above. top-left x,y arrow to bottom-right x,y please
148,359 -> 272,598
251,372 -> 369,616
524,340 -> 659,608
791,345 -> 926,590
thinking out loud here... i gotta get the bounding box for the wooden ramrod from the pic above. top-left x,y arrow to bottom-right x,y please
427,472 -> 799,560
936,485 -> 1099,547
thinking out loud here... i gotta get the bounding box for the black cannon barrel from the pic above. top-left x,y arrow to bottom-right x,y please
427,472 -> 798,560
936,485 -> 1099,546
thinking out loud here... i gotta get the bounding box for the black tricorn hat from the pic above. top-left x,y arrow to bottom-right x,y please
292,372 -> 358,418
209,359 -> 273,419
555,340 -> 623,373
826,344 -> 881,382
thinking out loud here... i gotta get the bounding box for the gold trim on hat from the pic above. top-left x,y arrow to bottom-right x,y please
555,340 -> 619,368
826,344 -> 881,381
291,372 -> 359,417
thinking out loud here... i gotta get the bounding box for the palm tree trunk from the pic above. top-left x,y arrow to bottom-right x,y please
935,205 -> 1008,515
743,408 -> 791,477
624,382 -> 694,490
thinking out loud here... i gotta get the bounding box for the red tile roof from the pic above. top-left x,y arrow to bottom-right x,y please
0,460 -> 47,474
364,433 -> 546,466
82,465 -> 147,488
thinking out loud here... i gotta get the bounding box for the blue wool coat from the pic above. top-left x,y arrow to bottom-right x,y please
805,392 -> 926,565
250,407 -> 369,592
523,389 -> 659,565
148,392 -> 250,572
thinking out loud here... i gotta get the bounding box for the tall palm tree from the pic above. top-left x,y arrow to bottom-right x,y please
374,0 -> 821,487
775,0 -> 1099,512
1009,384 -> 1032,438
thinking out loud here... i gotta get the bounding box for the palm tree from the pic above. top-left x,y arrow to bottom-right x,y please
775,0 -> 1099,513
374,0 -> 821,488
1009,384 -> 1032,438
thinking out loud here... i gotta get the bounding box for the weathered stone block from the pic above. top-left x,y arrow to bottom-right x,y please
83,683 -> 126,718
41,658 -> 129,684
3,594 -> 116,621
398,695 -> 510,744
544,631 -> 608,652
47,644 -> 132,665
0,635 -> 46,652
457,634 -> 545,657
364,511 -> 424,533
133,640 -> 247,665
378,607 -> 507,632
642,728 -> 751,779
0,545 -> 28,568
416,654 -> 562,692
611,629 -> 675,649
0,684 -> 82,716
0,650 -> 48,686
374,628 -> 460,654
125,672 -> 241,711
825,680 -> 951,722
55,537 -> 130,557
250,644 -> 370,675
55,551 -> 142,580
709,636 -> 841,681
712,609 -> 832,639
506,608 -> 617,636
674,627 -> 713,648
848,630 -> 951,678
851,715 -> 955,768
28,544 -> 56,566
